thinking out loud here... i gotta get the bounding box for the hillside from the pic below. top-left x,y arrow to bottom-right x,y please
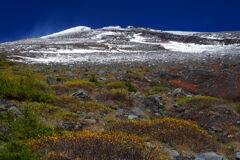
0,26 -> 240,160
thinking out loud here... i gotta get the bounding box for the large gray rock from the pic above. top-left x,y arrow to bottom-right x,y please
85,118 -> 97,124
144,94 -> 163,112
0,127 -> 7,133
170,149 -> 180,158
128,114 -> 139,120
8,106 -> 24,118
71,89 -> 89,98
196,152 -> 224,160
131,107 -> 145,116
98,77 -> 106,81
172,88 -> 186,97
98,70 -> 108,76
236,152 -> 240,160
46,76 -> 59,85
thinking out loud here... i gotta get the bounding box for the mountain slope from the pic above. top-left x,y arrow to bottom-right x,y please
0,26 -> 239,64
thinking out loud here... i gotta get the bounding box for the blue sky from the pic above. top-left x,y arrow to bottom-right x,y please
0,0 -> 240,42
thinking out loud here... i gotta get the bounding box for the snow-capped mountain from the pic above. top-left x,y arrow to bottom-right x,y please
0,26 -> 239,65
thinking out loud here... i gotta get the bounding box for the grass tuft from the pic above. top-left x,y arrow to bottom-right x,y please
177,96 -> 224,104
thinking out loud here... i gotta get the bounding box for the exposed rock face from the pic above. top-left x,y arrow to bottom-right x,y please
8,106 -> 24,119
127,114 -> 139,120
71,89 -> 89,98
144,94 -> 163,113
47,76 -> 61,85
131,107 -> 145,116
236,152 -> 240,160
195,152 -> 224,160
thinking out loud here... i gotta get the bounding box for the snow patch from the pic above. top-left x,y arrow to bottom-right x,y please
130,33 -> 147,43
26,49 -> 117,54
161,41 -> 238,53
163,31 -> 199,36
130,33 -> 160,44
95,31 -> 121,39
41,26 -> 91,38
102,26 -> 124,30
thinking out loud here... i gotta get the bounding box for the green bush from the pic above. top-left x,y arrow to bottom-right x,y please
0,142 -> 39,160
236,104 -> 240,113
63,79 -> 95,86
146,86 -> 170,92
104,81 -> 137,92
0,72 -> 55,102
145,86 -> 170,95
177,96 -> 224,104
125,82 -> 137,92
104,89 -> 130,101
89,74 -> 99,85
0,107 -> 54,160
0,109 -> 54,141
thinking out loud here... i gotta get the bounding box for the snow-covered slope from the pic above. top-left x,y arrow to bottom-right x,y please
41,26 -> 91,38
163,31 -> 199,36
0,26 -> 239,65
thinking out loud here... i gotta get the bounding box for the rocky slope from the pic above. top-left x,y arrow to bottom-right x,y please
0,27 -> 240,160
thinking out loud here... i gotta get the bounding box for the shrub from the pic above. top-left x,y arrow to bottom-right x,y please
104,81 -> 137,92
29,131 -> 167,160
145,86 -> 170,95
236,104 -> 240,113
0,109 -> 54,141
125,71 -> 144,80
53,79 -> 95,95
103,89 -> 130,101
104,81 -> 127,89
147,86 -> 170,92
177,96 -> 224,104
109,118 -> 216,152
0,141 -> 39,160
21,102 -> 83,128
0,105 -> 55,160
0,72 -> 55,103
125,82 -> 137,92
71,101 -> 115,113
169,80 -> 199,90
63,79 -> 94,87
89,74 -> 99,85
54,96 -> 115,113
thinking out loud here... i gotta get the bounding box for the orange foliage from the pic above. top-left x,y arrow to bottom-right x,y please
169,80 -> 199,90
212,65 -> 221,71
